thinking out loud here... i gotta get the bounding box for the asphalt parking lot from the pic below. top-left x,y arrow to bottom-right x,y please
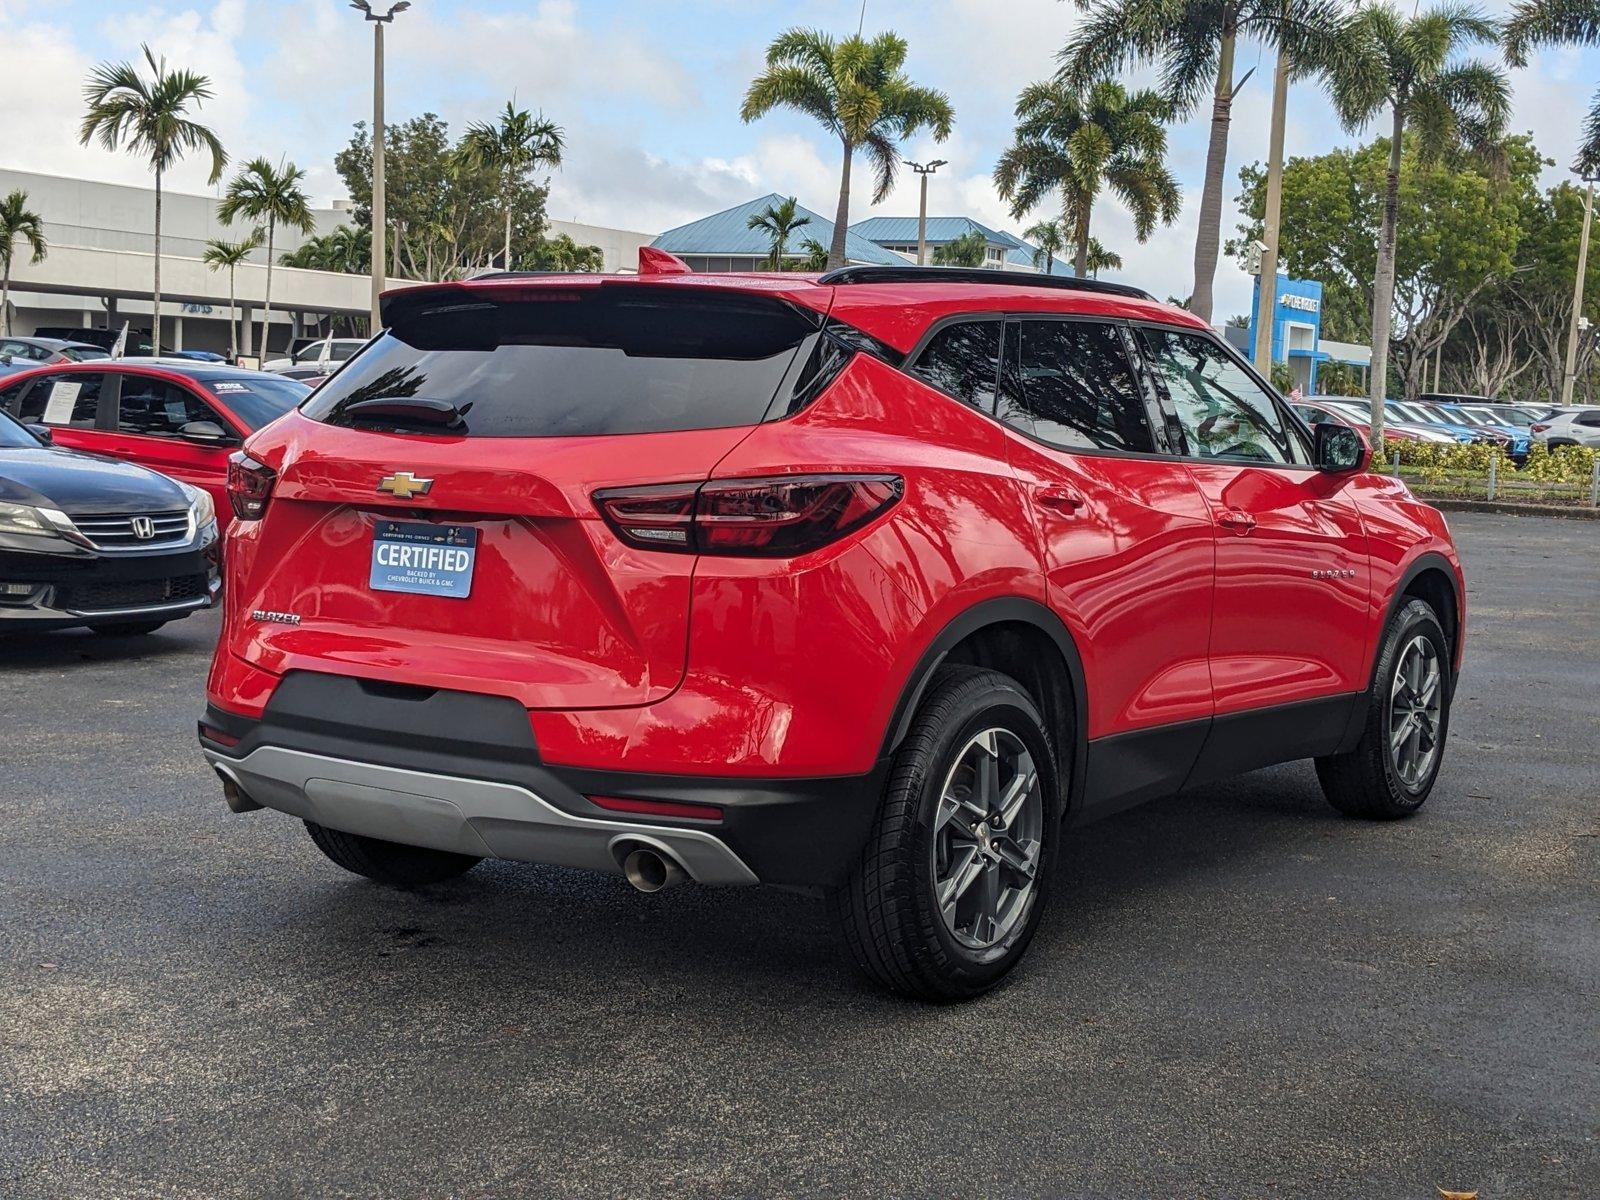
2,509 -> 1596,1199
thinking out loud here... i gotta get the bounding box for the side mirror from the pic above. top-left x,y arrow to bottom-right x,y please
26,423 -> 53,444
179,420 -> 237,446
1314,422 -> 1370,473
0,354 -> 12,365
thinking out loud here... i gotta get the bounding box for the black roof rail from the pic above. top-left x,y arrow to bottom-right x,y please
816,265 -> 1156,302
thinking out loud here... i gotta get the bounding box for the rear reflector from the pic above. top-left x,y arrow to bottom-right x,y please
198,722 -> 241,748
587,794 -> 724,822
595,473 -> 902,558
226,452 -> 275,521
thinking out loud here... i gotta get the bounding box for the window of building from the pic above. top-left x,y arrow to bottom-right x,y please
1136,327 -> 1299,465
1000,319 -> 1155,453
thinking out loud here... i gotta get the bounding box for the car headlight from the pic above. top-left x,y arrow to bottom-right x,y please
0,501 -> 66,539
180,483 -> 216,529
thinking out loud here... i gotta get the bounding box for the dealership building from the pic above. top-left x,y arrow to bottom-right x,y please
0,168 -> 651,357
1231,272 -> 1373,394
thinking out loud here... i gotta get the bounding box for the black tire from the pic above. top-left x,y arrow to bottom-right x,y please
1316,597 -> 1452,819
832,665 -> 1062,1002
90,620 -> 168,637
303,820 -> 482,886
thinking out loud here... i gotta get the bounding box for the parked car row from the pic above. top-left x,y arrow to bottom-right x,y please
1293,394 -> 1600,463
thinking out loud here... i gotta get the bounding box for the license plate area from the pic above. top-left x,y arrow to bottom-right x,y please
369,519 -> 477,599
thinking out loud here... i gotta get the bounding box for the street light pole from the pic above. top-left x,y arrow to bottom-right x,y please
352,1 -> 410,335
1561,170 -> 1598,408
1251,50 -> 1291,378
904,159 -> 946,265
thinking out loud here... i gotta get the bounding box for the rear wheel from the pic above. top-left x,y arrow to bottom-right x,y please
90,620 -> 167,637
304,821 -> 482,886
833,666 -> 1060,1002
1316,597 -> 1452,819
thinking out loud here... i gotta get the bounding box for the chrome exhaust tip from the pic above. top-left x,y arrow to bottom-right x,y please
213,762 -> 262,814
622,846 -> 686,893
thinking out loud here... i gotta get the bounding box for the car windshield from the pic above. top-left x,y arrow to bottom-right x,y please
0,408 -> 42,448
203,375 -> 311,430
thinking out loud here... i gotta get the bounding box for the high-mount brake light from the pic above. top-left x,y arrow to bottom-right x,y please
594,474 -> 903,558
226,451 -> 276,520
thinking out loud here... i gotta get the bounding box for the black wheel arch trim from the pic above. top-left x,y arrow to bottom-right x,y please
878,595 -> 1090,807
1378,551 -> 1462,687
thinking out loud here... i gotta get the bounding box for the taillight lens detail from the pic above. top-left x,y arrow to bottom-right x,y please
595,473 -> 903,558
1531,423 -> 1550,433
226,451 -> 276,521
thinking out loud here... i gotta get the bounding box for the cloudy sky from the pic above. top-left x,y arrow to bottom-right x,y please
0,0 -> 1594,319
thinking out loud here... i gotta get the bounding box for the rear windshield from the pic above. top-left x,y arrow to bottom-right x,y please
301,289 -> 825,437
203,375 -> 311,430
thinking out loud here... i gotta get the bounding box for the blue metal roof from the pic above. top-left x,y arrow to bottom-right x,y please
852,215 -> 1075,275
652,194 -> 904,266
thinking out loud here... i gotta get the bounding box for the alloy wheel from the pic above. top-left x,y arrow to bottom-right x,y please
930,728 -> 1044,950
1388,634 -> 1443,789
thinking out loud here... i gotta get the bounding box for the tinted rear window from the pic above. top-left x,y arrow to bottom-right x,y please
203,375 -> 310,430
302,289 -> 824,437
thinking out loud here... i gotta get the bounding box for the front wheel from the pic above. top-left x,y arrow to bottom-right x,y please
833,666 -> 1060,1002
1316,597 -> 1452,819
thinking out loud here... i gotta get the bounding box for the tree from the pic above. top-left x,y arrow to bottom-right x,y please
1084,237 -> 1124,276
218,158 -> 317,359
1505,0 -> 1600,171
520,233 -> 604,272
1025,218 -> 1067,273
79,45 -> 225,346
995,79 -> 1179,277
335,114 -> 553,281
454,101 -> 564,269
741,29 -> 953,269
0,190 -> 47,337
1231,134 -> 1541,400
1327,2 -> 1509,435
746,196 -> 812,270
279,224 -> 370,273
932,231 -> 989,267
1060,0 -> 1346,320
202,231 -> 261,361
797,237 -> 831,271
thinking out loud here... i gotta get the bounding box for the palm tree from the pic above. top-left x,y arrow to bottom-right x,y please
202,231 -> 261,362
798,237 -> 831,271
218,158 -> 317,359
1328,3 -> 1509,438
1060,0 -> 1345,319
280,225 -> 370,274
455,102 -> 564,269
1505,0 -> 1600,171
741,29 -> 954,269
1084,237 -> 1124,277
932,231 -> 990,267
747,196 -> 812,269
1026,218 -> 1067,273
79,45 -> 225,348
996,79 -> 1180,279
0,191 -> 47,337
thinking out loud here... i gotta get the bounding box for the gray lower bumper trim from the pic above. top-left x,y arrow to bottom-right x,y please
205,746 -> 760,886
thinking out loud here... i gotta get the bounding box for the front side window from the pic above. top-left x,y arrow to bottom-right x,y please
1137,327 -> 1297,464
117,376 -> 217,437
22,373 -> 105,427
1001,318 -> 1155,453
909,320 -> 1000,412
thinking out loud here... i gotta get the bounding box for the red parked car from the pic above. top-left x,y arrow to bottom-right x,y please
0,360 -> 310,525
199,262 -> 1465,1001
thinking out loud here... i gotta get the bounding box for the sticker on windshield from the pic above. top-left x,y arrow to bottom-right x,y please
211,381 -> 249,394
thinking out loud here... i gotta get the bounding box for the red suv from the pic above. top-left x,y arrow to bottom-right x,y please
199,262 -> 1464,1001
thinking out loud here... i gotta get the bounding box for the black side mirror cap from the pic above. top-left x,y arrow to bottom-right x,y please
1314,422 -> 1371,473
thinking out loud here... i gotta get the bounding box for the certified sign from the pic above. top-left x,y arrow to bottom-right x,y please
369,520 -> 477,599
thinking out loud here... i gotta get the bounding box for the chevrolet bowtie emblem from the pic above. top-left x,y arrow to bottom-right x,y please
377,472 -> 433,499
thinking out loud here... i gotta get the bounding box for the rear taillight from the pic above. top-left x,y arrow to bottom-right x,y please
595,473 -> 903,558
1531,423 -> 1551,433
226,451 -> 275,520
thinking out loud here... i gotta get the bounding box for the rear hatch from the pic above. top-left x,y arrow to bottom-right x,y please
234,282 -> 833,709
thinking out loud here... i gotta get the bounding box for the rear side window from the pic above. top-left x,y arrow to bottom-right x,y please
302,289 -> 825,437
1000,319 -> 1155,453
22,373 -> 105,427
909,320 -> 1001,412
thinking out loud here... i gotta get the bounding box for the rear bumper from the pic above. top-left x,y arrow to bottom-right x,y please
199,672 -> 885,888
204,744 -> 761,885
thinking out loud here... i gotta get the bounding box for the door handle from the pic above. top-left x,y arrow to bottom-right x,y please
1035,486 -> 1086,514
1217,508 -> 1257,534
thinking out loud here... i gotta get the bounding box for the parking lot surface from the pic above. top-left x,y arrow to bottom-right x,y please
2,510 -> 1596,1199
